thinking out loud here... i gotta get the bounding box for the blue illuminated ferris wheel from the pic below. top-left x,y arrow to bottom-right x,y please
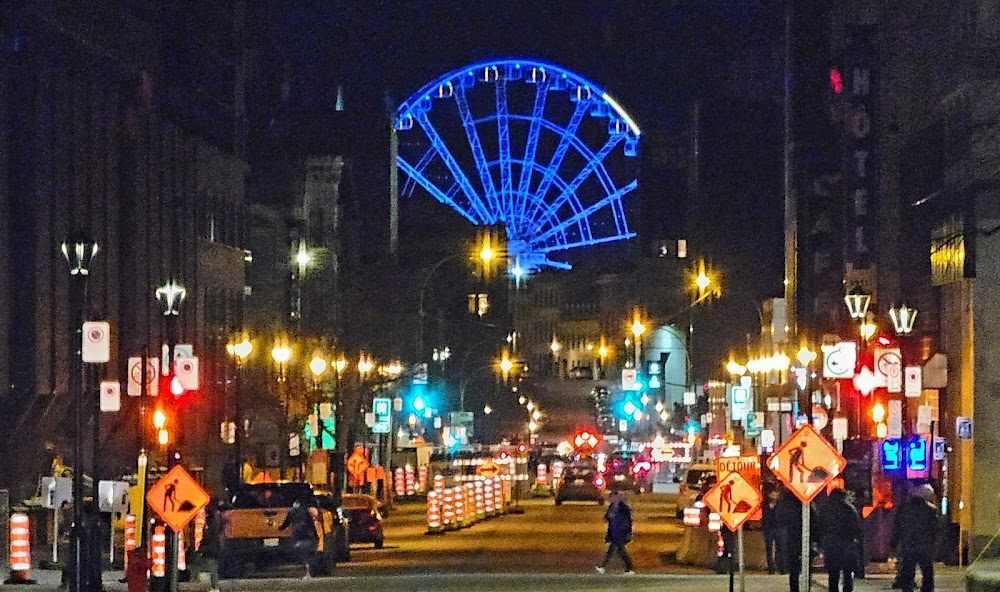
395,58 -> 641,273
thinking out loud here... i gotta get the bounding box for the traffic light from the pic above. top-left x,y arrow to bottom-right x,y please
516,442 -> 528,455
153,409 -> 170,447
872,403 -> 887,439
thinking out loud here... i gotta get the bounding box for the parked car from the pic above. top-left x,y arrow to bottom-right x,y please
555,460 -> 606,505
341,494 -> 385,548
675,464 -> 716,517
314,492 -> 352,562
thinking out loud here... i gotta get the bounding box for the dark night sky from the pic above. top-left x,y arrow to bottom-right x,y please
257,1 -> 789,379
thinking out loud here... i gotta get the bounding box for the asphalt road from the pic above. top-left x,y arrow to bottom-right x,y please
3,491 -> 966,591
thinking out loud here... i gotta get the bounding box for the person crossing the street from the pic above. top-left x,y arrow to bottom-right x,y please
596,491 -> 635,575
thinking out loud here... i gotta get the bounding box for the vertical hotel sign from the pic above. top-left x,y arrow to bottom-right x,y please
842,26 -> 879,273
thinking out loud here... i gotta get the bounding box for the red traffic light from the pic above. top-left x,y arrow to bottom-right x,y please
516,443 -> 528,454
498,450 -> 510,460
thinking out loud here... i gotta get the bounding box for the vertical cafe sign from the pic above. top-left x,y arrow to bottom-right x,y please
841,25 -> 879,276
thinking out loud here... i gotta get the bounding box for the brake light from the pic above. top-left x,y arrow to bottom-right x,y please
594,476 -> 605,488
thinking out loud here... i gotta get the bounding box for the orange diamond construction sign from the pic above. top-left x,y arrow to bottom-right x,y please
703,471 -> 762,531
767,423 -> 847,503
146,465 -> 210,532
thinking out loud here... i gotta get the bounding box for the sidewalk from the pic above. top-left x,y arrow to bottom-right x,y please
811,566 -> 966,592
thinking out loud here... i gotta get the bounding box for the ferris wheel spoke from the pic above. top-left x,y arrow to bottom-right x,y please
397,155 -> 479,224
530,135 -> 624,234
524,100 -> 589,222
402,147 -> 436,197
495,78 -> 514,223
536,232 -> 637,254
515,81 -> 550,234
453,85 -> 500,221
414,110 -> 493,224
531,179 -> 638,246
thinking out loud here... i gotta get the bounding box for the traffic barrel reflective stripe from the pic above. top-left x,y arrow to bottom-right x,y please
552,460 -> 564,484
442,488 -> 456,530
151,525 -> 166,577
433,473 -> 445,494
124,515 -> 137,570
194,508 -> 206,551
405,465 -> 416,496
474,480 -> 485,518
394,467 -> 405,497
418,465 -> 429,492
536,463 -> 548,485
683,507 -> 703,527
464,484 -> 476,524
426,491 -> 443,533
483,480 -> 495,514
5,512 -> 34,584
454,485 -> 466,527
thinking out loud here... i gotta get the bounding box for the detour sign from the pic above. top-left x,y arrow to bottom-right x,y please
146,465 -> 210,531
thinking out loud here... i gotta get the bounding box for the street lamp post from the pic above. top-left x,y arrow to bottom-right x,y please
271,344 -> 292,479
309,355 -> 328,451
61,235 -> 98,592
226,337 -> 253,483
630,314 -> 646,370
156,279 -> 186,592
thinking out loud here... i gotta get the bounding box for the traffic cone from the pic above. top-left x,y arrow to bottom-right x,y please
4,513 -> 35,584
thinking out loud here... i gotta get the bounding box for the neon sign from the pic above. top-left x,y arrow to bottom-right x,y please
881,439 -> 902,472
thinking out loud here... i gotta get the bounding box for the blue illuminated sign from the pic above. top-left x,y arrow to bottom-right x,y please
373,397 -> 392,434
907,436 -> 928,478
881,439 -> 902,472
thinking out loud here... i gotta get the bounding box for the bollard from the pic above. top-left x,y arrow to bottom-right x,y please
433,473 -> 445,494
404,465 -> 416,496
4,512 -> 34,584
442,488 -> 456,530
418,465 -> 428,493
394,468 -> 405,497
426,491 -> 443,534
193,508 -> 206,552
151,525 -> 166,578
493,477 -> 505,514
474,480 -> 485,519
124,515 -> 137,570
483,480 -> 495,515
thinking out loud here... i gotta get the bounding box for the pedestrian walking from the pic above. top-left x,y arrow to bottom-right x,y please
775,488 -> 807,592
818,488 -> 863,592
595,491 -> 635,574
762,483 -> 786,574
892,484 -> 939,592
279,498 -> 319,579
194,501 -> 223,592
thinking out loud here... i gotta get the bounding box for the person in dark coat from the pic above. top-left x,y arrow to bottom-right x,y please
596,491 -> 635,574
775,488 -> 810,592
762,483 -> 786,574
819,488 -> 863,592
195,501 -> 223,592
892,484 -> 939,592
279,499 -> 319,579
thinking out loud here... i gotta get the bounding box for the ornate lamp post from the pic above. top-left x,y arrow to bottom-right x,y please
60,234 -> 98,592
844,283 -> 872,321
156,279 -> 185,592
309,355 -> 328,451
226,337 -> 252,480
271,343 -> 292,479
889,304 -> 918,336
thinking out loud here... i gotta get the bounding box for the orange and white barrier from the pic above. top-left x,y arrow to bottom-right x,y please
405,465 -> 416,496
6,513 -> 33,584
151,525 -> 166,577
483,480 -> 495,514
194,508 -> 206,551
442,488 -> 456,530
536,464 -> 548,486
426,491 -> 443,533
394,468 -> 405,497
124,515 -> 137,570
433,473 -> 445,494
418,465 -> 428,492
474,480 -> 485,518
707,512 -> 722,533
552,460 -> 565,484
177,529 -> 187,571
683,506 -> 703,527
492,477 -> 504,513
465,484 -> 477,524
454,485 -> 466,527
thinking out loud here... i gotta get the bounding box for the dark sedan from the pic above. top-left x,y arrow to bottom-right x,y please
341,494 -> 385,548
555,462 -> 606,505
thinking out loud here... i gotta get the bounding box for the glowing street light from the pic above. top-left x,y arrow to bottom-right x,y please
335,357 -> 348,376
499,354 -> 514,377
859,316 -> 878,342
889,304 -> 918,335
796,346 -> 817,368
309,356 -> 328,378
484,404 -> 493,415
270,345 -> 292,365
726,360 -> 747,375
358,354 -> 374,376
227,338 -> 253,361
532,410 -> 541,421
155,280 -> 187,316
844,283 -> 872,321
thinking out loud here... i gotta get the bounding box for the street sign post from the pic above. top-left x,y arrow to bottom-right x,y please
768,424 -> 847,592
146,465 -> 210,532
